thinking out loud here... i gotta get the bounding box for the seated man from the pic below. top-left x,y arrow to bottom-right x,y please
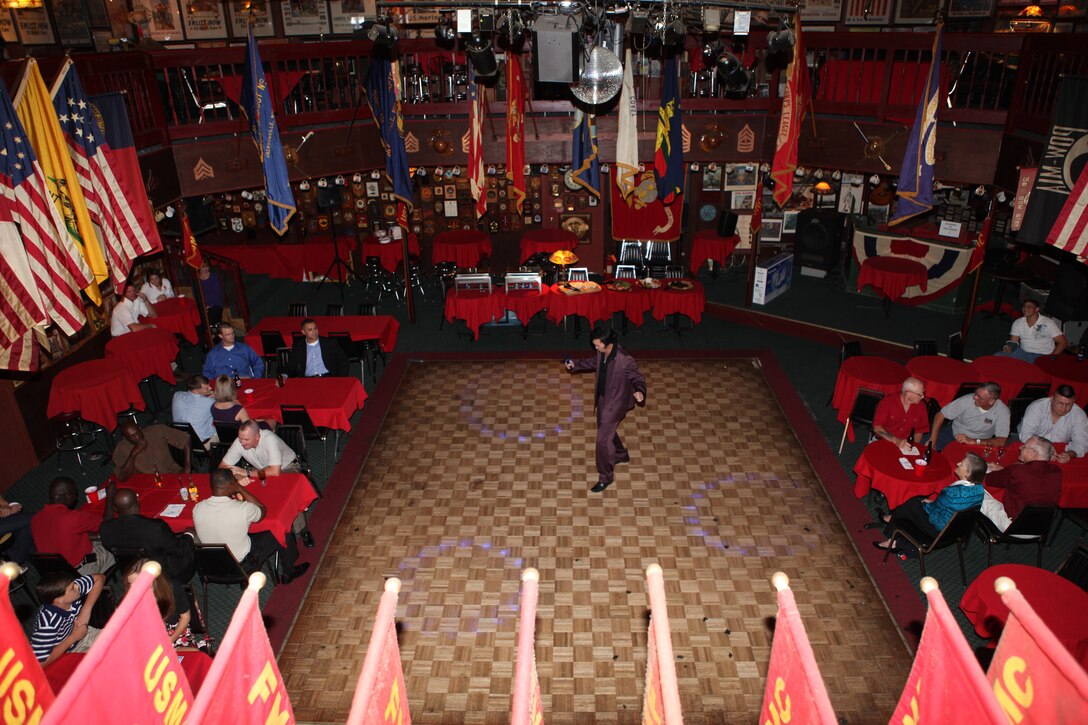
100,487 -> 196,605
0,494 -> 34,570
112,421 -> 190,481
110,284 -> 157,337
287,318 -> 349,378
139,269 -> 175,305
929,382 -> 1010,450
31,478 -> 116,574
193,469 -> 308,583
1017,384 -> 1088,463
872,376 -> 930,453
203,322 -> 265,379
30,571 -> 106,665
997,298 -> 1067,362
981,436 -> 1062,532
171,374 -> 216,448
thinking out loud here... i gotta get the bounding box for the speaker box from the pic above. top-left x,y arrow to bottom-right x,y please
532,16 -> 580,84
717,211 -> 738,237
1044,261 -> 1088,322
795,210 -> 845,277
316,185 -> 345,209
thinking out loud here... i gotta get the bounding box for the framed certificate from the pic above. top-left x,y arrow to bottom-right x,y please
227,0 -> 274,37
182,0 -> 229,40
13,7 -> 55,44
281,0 -> 329,36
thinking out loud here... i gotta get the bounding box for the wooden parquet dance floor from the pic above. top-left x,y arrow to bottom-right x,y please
280,358 -> 911,723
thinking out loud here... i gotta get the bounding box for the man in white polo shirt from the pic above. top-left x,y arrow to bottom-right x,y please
929,382 -> 1010,450
998,299 -> 1067,362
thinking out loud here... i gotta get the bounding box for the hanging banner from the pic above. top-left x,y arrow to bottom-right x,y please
610,169 -> 683,242
1011,167 -> 1037,231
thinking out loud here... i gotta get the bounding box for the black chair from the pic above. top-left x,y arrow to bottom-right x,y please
280,405 -> 330,464
276,347 -> 292,378
826,341 -> 863,406
276,424 -> 319,492
953,381 -> 984,400
193,544 -> 250,627
138,374 -> 168,414
50,411 -> 108,473
288,302 -> 308,317
885,507 -> 981,584
1015,382 -> 1051,401
838,388 -> 884,454
976,505 -> 1058,567
1055,507 -> 1088,542
259,331 -> 286,376
1008,396 -> 1037,435
358,301 -> 378,316
325,302 -> 345,316
913,339 -> 938,357
328,331 -> 364,383
169,422 -> 210,471
926,397 -> 942,429
207,442 -> 231,470
948,331 -> 965,361
214,421 -> 240,445
1056,542 -> 1088,591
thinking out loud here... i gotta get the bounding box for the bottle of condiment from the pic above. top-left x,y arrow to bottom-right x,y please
907,428 -> 916,447
180,485 -> 189,502
923,441 -> 933,464
154,466 -> 163,487
187,476 -> 199,502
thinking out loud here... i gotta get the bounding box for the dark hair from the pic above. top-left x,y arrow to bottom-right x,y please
188,374 -> 210,391
217,321 -> 234,333
591,325 -> 617,346
123,558 -> 175,620
37,571 -> 76,604
963,452 -> 988,483
1055,384 -> 1077,400
1023,298 -> 1040,308
300,318 -> 317,328
209,468 -> 235,492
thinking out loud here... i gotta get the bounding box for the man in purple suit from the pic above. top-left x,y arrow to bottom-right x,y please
564,326 -> 647,493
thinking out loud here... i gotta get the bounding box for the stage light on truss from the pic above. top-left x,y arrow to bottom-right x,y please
367,22 -> 399,48
465,32 -> 499,79
767,27 -> 795,55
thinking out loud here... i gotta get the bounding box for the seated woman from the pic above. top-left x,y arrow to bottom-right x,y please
211,375 -> 274,430
140,270 -> 175,305
871,452 -> 987,551
122,558 -> 208,651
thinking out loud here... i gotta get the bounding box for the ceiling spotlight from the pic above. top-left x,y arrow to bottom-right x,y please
716,52 -> 751,94
367,22 -> 399,48
435,19 -> 456,45
702,40 -> 724,65
662,17 -> 686,47
497,10 -> 527,49
465,32 -> 498,79
767,28 -> 795,55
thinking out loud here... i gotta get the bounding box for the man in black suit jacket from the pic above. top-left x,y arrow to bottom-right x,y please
100,488 -> 195,604
287,318 -> 350,377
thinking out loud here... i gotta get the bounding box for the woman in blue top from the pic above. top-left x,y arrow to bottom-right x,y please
872,452 -> 986,551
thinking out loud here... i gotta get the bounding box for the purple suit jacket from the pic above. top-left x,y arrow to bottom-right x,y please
571,346 -> 647,420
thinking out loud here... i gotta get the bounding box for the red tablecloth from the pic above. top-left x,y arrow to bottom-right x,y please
545,284 -> 608,327
46,650 -> 214,694
47,360 -> 144,430
906,355 -> 973,407
649,280 -> 707,324
432,230 -> 492,268
86,473 -> 316,547
207,242 -> 340,280
943,440 -> 1088,508
689,231 -> 741,275
444,288 -> 507,339
105,327 -> 180,385
1035,355 -> 1088,407
831,357 -> 910,437
601,282 -> 654,326
246,315 -> 399,354
969,355 -> 1051,402
853,440 -> 955,508
240,377 -> 367,431
519,229 -> 577,263
152,297 -> 201,344
503,287 -> 550,326
960,563 -> 1088,668
360,234 -> 421,273
857,256 -> 929,302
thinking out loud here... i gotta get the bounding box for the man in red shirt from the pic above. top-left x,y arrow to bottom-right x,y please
872,377 -> 930,453
30,477 -> 116,574
981,435 -> 1062,531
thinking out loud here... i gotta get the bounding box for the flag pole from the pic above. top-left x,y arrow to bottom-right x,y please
746,171 -> 762,308
960,190 -> 995,345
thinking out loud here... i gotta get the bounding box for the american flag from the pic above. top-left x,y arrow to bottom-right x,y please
468,69 -> 486,218
1045,162 -> 1088,260
0,223 -> 44,371
0,82 -> 87,340
51,59 -> 156,285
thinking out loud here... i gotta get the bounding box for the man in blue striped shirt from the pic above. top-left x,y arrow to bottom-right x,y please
171,374 -> 216,446
30,571 -> 105,664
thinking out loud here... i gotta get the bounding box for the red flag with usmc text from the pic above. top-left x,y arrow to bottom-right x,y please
505,55 -> 527,216
188,577 -> 295,724
42,568 -> 193,725
889,581 -> 1006,725
181,211 -> 203,270
771,16 -> 810,208
0,566 -> 54,722
760,579 -> 837,725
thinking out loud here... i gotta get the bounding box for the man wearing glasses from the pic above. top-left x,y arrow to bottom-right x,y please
929,382 -> 1010,451
872,377 -> 930,453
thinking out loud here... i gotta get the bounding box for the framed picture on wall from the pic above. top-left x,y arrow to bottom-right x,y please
724,166 -> 756,189
948,0 -> 996,18
844,0 -> 892,25
183,0 -> 229,40
85,0 -> 110,27
895,0 -> 941,23
329,0 -> 371,34
12,7 -> 55,44
281,0 -> 329,36
783,210 -> 800,233
228,0 -> 274,36
560,212 -> 592,244
702,165 -> 723,191
801,0 -> 843,22
731,191 -> 756,210
52,0 -> 91,45
0,12 -> 16,42
761,218 -> 784,242
131,0 -> 183,41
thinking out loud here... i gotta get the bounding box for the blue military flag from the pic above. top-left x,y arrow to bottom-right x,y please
654,56 -> 684,205
241,26 -> 296,235
365,57 -> 414,209
570,109 -> 600,199
890,23 -> 943,226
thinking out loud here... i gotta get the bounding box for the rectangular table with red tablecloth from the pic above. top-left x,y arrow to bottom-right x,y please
240,377 -> 367,431
246,315 -> 399,354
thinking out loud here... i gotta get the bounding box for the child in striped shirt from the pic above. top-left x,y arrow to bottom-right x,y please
29,571 -> 105,665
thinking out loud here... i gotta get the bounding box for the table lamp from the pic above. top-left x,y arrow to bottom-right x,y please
550,249 -> 579,281
814,180 -> 834,209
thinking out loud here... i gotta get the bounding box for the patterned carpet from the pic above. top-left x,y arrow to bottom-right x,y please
279,358 -> 912,723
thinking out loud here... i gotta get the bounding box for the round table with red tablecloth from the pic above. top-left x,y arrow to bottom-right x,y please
689,231 -> 741,275
650,279 -> 707,324
151,296 -> 201,344
906,355 -> 973,406
47,359 -> 145,430
432,230 -> 492,268
853,439 -> 955,508
105,327 -> 180,385
444,288 -> 507,339
831,357 -> 910,438
546,284 -> 607,328
1034,354 -> 1088,407
960,563 -> 1088,669
942,439 -> 1088,508
601,281 -> 653,326
519,229 -> 577,264
969,355 -> 1051,402
503,286 -> 550,326
360,234 -> 421,273
857,256 -> 929,302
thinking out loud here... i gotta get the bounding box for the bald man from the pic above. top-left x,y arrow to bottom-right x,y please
111,421 -> 190,481
31,477 -> 116,574
100,487 -> 195,600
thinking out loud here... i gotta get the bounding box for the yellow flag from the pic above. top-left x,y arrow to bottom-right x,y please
14,58 -> 106,304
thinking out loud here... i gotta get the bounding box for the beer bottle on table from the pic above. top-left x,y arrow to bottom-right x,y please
907,428 -> 916,447
232,369 -> 241,388
923,441 -> 933,464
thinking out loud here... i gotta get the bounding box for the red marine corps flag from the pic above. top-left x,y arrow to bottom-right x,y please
0,563 -> 54,721
468,68 -> 487,218
348,579 -> 412,725
506,55 -> 527,215
181,209 -> 203,270
511,569 -> 545,725
641,565 -> 683,725
771,16 -> 811,208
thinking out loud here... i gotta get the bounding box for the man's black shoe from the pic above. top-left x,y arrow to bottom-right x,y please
301,530 -> 315,548
590,480 -> 613,493
280,562 -> 310,584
